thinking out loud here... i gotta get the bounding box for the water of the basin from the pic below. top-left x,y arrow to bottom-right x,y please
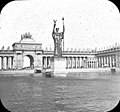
0,72 -> 120,112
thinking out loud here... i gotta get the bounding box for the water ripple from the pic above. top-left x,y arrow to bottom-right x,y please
0,73 -> 120,112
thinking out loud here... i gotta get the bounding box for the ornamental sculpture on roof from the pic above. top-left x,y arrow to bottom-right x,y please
21,32 -> 32,40
1,46 -> 4,50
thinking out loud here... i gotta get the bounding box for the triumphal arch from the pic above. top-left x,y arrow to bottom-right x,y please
12,33 -> 43,69
0,33 -> 43,69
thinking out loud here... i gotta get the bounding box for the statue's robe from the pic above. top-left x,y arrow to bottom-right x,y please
52,32 -> 63,57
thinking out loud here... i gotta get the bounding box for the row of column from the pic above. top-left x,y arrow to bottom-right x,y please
0,57 -> 14,69
42,56 -> 97,69
43,56 -> 51,69
65,57 -> 97,69
97,55 -> 116,68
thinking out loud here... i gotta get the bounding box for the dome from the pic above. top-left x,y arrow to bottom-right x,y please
19,37 -> 36,43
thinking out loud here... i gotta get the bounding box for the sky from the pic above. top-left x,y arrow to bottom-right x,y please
0,0 -> 120,51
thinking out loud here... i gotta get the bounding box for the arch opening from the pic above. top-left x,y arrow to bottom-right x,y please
23,55 -> 34,69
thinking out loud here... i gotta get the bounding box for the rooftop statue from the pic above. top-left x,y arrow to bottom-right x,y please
45,47 -> 48,51
1,46 -> 4,50
7,46 -> 10,50
50,47 -> 52,51
21,32 -> 32,40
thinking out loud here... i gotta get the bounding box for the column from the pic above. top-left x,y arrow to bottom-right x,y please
84,57 -> 86,68
71,57 -> 73,69
11,57 -> 13,69
98,57 -> 99,67
86,61 -> 88,68
9,57 -> 11,69
89,61 -> 91,68
112,55 -> 114,67
106,56 -> 108,66
7,57 -> 10,69
67,57 -> 69,68
44,57 -> 46,68
49,57 -> 51,68
92,59 -> 94,68
42,57 -> 44,68
79,57 -> 82,68
76,57 -> 78,69
46,57 -> 47,69
91,60 -> 93,68
68,57 -> 70,68
85,57 -> 87,68
96,58 -> 98,68
1,57 -> 4,69
74,57 -> 76,68
75,57 -> 77,69
72,57 -> 74,69
69,57 -> 70,69
66,57 -> 68,69
73,57 -> 75,69
107,56 -> 109,67
46,57 -> 48,68
74,57 -> 76,69
78,57 -> 80,68
114,54 -> 116,67
82,57 -> 85,68
42,56 -> 45,68
67,57 -> 69,69
0,57 -> 1,69
103,57 -> 105,66
103,57 -> 104,66
105,56 -> 107,66
109,56 -> 111,67
86,59 -> 88,68
116,54 -> 119,68
111,55 -> 113,67
100,57 -> 101,67
98,57 -> 100,68
92,61 -> 93,68
70,57 -> 71,69
101,57 -> 103,67
95,58 -> 98,68
6,57 -> 8,69
47,57 -> 49,69
48,57 -> 50,68
4,57 -> 7,69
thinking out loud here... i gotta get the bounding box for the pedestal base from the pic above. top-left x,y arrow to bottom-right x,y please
51,57 -> 67,76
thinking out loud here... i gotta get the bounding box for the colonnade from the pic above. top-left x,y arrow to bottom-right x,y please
65,57 -> 97,69
1,55 -> 118,70
43,56 -> 51,69
42,56 -> 97,69
0,56 -> 14,70
86,61 -> 97,68
97,54 -> 117,68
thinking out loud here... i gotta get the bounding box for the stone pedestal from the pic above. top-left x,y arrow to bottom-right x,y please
51,57 -> 67,76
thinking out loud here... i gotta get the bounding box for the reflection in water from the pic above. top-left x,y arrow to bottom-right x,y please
0,73 -> 120,112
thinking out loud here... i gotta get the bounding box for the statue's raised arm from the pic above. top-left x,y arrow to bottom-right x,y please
53,20 -> 57,33
62,17 -> 65,39
62,17 -> 65,33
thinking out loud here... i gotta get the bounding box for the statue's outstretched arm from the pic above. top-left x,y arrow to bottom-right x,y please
53,20 -> 57,33
62,17 -> 65,39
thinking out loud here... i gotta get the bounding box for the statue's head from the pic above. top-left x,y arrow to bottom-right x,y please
56,28 -> 59,32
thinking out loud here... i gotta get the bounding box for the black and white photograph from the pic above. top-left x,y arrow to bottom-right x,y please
0,0 -> 120,111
